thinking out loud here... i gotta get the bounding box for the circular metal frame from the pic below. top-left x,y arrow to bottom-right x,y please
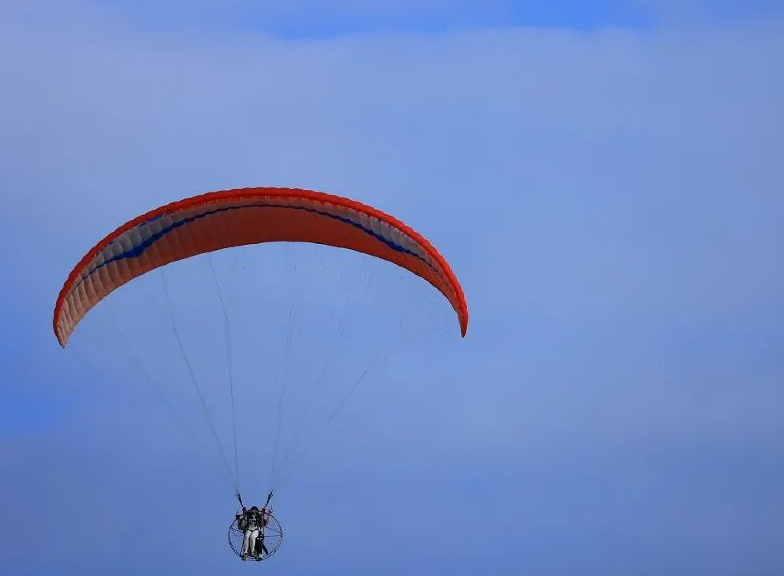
228,512 -> 283,562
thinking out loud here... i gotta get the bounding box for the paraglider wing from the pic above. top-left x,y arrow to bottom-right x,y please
53,187 -> 469,347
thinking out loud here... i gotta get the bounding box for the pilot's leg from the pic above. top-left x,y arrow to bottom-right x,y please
242,530 -> 252,558
249,529 -> 259,557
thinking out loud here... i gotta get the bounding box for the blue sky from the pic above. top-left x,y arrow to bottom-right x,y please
1,0 -> 784,574
93,0 -> 655,36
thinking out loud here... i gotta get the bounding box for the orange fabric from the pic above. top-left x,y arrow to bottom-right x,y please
53,187 -> 469,346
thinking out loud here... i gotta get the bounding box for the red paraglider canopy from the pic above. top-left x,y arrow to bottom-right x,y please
53,186 -> 468,347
